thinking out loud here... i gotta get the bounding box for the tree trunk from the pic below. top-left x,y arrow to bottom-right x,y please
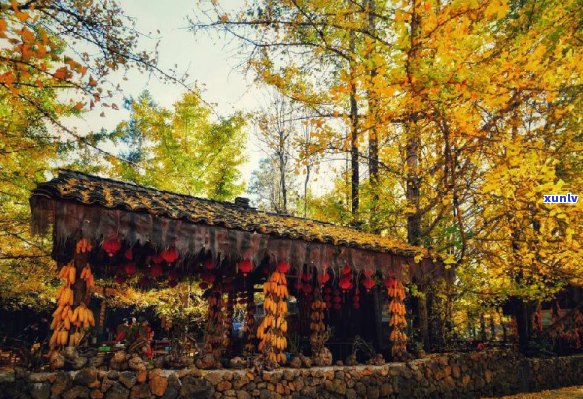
406,0 -> 429,351
366,0 -> 379,231
349,21 -> 359,220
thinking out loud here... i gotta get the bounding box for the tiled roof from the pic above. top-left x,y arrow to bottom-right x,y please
30,170 -> 429,258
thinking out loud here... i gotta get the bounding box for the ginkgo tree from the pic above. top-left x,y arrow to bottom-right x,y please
194,0 -> 582,351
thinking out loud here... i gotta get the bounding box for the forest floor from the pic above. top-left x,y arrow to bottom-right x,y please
486,386 -> 583,398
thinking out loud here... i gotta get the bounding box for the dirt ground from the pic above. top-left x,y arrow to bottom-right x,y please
484,386 -> 583,398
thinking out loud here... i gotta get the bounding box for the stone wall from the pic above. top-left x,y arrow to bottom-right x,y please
1,350 -> 582,399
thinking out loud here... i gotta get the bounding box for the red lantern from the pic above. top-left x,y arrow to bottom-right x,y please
334,303 -> 342,310
339,276 -> 353,291
302,284 -> 313,294
103,238 -> 121,257
276,261 -> 290,273
333,295 -> 342,303
161,247 -> 178,263
384,276 -> 396,290
124,248 -> 133,260
302,272 -> 312,281
362,277 -> 375,292
324,287 -> 332,294
363,269 -> 374,278
352,294 -> 360,303
203,259 -> 216,270
150,264 -> 163,278
353,303 -> 360,310
151,254 -> 163,264
324,294 -> 332,302
342,265 -> 351,275
124,263 -> 137,275
238,259 -> 253,276
317,271 -> 330,285
294,281 -> 303,290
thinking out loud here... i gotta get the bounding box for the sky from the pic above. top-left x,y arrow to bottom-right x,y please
64,0 -> 337,198
71,0 -> 265,180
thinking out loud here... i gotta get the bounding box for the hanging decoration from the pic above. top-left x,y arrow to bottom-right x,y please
257,269 -> 288,365
352,287 -> 360,310
238,259 -> 253,276
201,286 -> 227,367
386,276 -> 407,360
49,239 -> 95,352
243,288 -> 257,355
362,276 -> 376,292
102,237 -> 121,257
161,247 -> 179,263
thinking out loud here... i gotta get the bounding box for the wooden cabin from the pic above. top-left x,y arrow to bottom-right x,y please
30,170 -> 448,366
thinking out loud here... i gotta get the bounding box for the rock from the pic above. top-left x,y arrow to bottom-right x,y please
160,385 -> 178,399
345,354 -> 357,366
235,391 -> 250,399
105,382 -> 130,399
63,385 -> 90,399
29,383 -> 50,399
75,368 -> 98,386
288,357 -> 301,369
205,371 -> 224,386
380,383 -> 392,396
332,379 -> 346,395
119,372 -> 137,389
128,357 -> 146,372
366,385 -> 380,399
179,375 -> 214,399
71,357 -> 89,370
149,374 -> 168,397
101,377 -> 115,393
110,352 -> 128,371
130,384 -> 150,399
90,390 -> 104,399
107,371 -> 119,380
49,352 -> 65,370
229,358 -> 245,370
136,371 -> 147,384
28,373 -> 54,383
216,381 -> 232,392
51,372 -> 72,397
312,347 -> 333,367
299,355 -> 312,368
195,354 -> 217,370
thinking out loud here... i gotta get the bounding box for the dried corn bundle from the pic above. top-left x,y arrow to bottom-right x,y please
386,277 -> 407,360
257,269 -> 289,365
202,287 -> 228,362
309,298 -> 328,353
243,288 -> 257,354
49,238 -> 95,351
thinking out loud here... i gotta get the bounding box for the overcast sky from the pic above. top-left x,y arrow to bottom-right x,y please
69,0 -> 265,178
64,0 -> 336,197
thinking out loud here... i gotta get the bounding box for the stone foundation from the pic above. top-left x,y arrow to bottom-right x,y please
1,350 -> 582,399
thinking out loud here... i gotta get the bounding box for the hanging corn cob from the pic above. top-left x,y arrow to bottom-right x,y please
386,277 -> 407,360
49,238 -> 95,352
202,286 -> 227,363
243,288 -> 257,354
224,290 -> 236,352
309,297 -> 328,355
257,266 -> 289,365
